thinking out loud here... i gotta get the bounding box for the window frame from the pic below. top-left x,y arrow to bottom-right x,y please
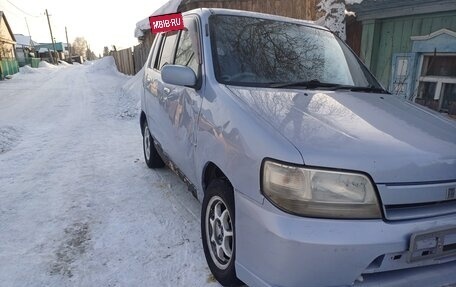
174,27 -> 199,76
154,31 -> 179,71
148,33 -> 164,69
151,15 -> 202,75
415,53 -> 456,111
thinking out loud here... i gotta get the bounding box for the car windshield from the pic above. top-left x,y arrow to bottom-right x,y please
209,15 -> 382,89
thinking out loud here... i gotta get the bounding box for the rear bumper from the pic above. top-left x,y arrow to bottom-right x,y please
235,191 -> 456,287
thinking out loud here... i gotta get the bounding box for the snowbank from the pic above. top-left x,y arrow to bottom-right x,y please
14,65 -> 50,79
19,65 -> 38,74
39,61 -> 57,68
87,57 -> 122,76
0,126 -> 21,154
345,0 -> 363,4
58,60 -> 71,66
118,67 -> 144,119
83,56 -> 137,119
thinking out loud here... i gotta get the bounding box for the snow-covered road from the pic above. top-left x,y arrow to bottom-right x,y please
0,59 -> 219,287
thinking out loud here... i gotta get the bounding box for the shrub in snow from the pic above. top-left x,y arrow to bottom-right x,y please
317,0 -> 363,40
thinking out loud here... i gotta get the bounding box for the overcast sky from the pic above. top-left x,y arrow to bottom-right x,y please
1,0 -> 169,55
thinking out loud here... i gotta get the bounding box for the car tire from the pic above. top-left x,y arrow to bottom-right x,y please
143,121 -> 165,168
201,179 -> 243,286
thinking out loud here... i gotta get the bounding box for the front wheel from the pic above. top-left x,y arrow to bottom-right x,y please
201,179 -> 243,286
142,122 -> 165,168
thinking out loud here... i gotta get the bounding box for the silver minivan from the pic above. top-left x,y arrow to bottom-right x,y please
140,8 -> 456,287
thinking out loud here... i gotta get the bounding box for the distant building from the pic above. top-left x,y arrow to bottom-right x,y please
349,0 -> 456,117
14,34 -> 38,67
35,42 -> 68,62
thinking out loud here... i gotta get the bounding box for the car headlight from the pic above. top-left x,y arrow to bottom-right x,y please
261,160 -> 382,219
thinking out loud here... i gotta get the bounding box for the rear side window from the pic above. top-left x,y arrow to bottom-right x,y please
155,31 -> 179,70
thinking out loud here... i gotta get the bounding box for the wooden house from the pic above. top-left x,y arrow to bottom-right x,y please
0,11 -> 19,79
0,11 -> 15,59
349,0 -> 456,116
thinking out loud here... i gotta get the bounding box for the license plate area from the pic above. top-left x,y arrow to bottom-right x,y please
408,226 -> 456,263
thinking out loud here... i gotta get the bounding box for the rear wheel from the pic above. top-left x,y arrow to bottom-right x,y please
201,179 -> 243,286
143,122 -> 164,168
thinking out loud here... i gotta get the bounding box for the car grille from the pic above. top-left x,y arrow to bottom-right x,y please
384,199 -> 456,221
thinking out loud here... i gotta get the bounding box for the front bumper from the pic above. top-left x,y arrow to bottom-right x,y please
235,192 -> 456,287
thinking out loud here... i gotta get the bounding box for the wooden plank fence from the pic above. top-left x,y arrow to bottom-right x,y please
131,0 -> 360,72
179,0 -> 319,20
133,43 -> 149,74
133,0 -> 319,72
111,48 -> 135,75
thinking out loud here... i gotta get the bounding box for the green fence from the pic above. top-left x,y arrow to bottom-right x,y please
26,58 -> 40,68
0,58 -> 19,80
18,57 -> 40,68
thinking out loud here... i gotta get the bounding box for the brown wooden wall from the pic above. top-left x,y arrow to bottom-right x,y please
346,16 -> 362,56
179,0 -> 319,20
134,0 -> 362,72
135,0 -> 320,72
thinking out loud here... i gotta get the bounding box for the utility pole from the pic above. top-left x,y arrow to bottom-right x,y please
45,9 -> 57,64
24,17 -> 34,49
65,26 -> 72,63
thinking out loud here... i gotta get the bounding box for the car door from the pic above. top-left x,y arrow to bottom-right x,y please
144,31 -> 179,156
145,16 -> 204,186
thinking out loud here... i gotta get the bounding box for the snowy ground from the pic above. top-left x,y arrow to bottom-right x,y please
0,58 -> 219,287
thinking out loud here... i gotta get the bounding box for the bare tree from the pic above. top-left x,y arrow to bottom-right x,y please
86,47 -> 96,61
103,46 -> 110,57
72,37 -> 88,57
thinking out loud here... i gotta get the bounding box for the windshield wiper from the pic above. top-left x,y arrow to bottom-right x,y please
270,79 -> 336,89
340,86 -> 389,94
270,80 -> 389,94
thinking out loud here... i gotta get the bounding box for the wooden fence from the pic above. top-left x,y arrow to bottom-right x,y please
179,0 -> 319,20
133,0 -> 320,72
132,0 -> 361,72
111,48 -> 135,75
133,43 -> 149,74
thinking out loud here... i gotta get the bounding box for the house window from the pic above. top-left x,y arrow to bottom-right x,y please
416,55 -> 456,115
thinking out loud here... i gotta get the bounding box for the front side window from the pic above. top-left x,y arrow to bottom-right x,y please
175,29 -> 199,75
156,31 -> 179,70
149,34 -> 163,69
209,15 -> 381,88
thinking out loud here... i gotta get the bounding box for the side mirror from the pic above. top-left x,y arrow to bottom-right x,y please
161,65 -> 197,87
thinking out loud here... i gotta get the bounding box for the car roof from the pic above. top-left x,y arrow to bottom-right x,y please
183,8 -> 327,31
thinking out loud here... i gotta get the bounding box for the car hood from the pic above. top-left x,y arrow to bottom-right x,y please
227,86 -> 456,183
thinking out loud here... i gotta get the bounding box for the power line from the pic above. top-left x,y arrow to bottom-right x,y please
6,0 -> 41,18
